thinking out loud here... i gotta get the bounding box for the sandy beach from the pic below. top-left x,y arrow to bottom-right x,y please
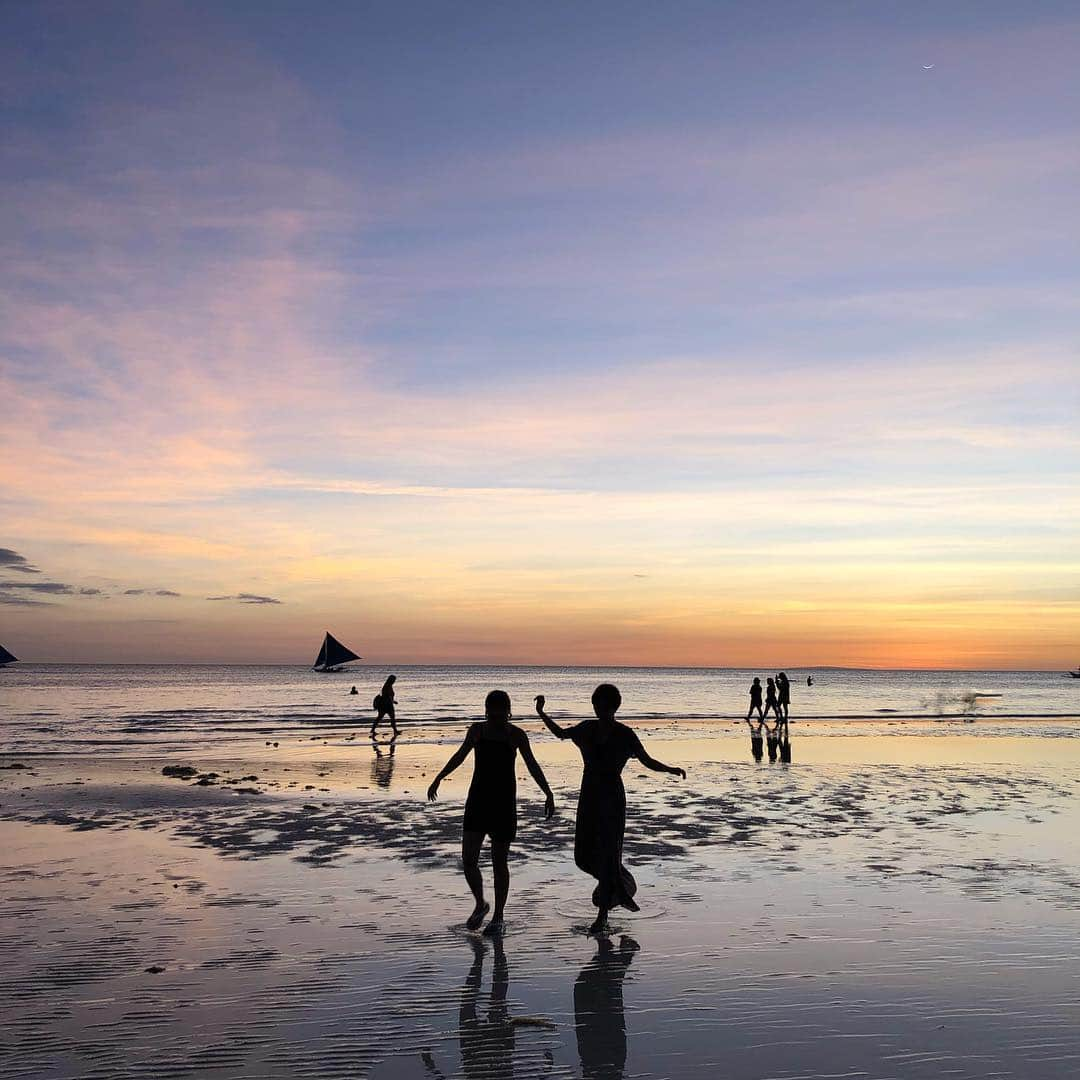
3,720 -> 1079,1079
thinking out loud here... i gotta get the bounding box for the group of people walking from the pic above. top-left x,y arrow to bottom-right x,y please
746,672 -> 792,763
427,684 -> 685,938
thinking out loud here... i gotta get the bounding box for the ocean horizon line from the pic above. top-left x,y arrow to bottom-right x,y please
5,660 -> 1076,674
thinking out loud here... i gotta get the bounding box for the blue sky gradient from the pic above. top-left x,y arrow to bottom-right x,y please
1,1 -> 1078,664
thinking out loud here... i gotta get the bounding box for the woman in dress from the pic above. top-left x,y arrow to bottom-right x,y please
535,684 -> 685,935
428,690 -> 554,935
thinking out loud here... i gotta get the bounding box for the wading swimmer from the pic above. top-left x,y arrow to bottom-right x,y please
428,691 -> 554,936
535,685 -> 685,936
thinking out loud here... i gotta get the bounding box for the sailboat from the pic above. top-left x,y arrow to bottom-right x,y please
312,631 -> 361,673
0,644 -> 17,668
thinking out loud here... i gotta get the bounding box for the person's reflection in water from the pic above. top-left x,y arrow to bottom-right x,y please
423,937 -> 516,1080
370,735 -> 396,789
575,935 -> 639,1080
746,719 -> 764,762
779,733 -> 792,764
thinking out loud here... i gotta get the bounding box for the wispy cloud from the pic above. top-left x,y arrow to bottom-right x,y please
0,581 -> 74,595
207,593 -> 283,605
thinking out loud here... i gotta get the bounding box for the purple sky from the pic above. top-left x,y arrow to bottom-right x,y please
2,2 -> 1078,666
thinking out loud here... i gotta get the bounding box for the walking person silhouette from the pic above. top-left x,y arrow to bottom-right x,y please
747,676 -> 765,721
371,674 -> 399,738
776,671 -> 791,735
765,677 -> 782,723
535,684 -> 684,936
428,691 -> 554,935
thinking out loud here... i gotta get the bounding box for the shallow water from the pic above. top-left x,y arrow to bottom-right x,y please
2,664 -> 1078,754
2,730 -> 1079,1079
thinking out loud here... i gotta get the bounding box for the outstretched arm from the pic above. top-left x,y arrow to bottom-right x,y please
515,729 -> 555,818
534,695 -> 573,739
631,732 -> 686,779
427,730 -> 474,801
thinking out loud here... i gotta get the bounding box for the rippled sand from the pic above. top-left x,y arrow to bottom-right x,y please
2,725 -> 1079,1079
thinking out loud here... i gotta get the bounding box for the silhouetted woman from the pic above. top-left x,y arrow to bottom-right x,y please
536,684 -> 685,935
428,691 -> 554,935
747,677 -> 764,721
776,672 -> 790,719
371,674 -> 399,738
765,677 -> 782,722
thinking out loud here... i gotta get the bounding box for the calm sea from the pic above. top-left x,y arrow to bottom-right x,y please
1,664 -> 1078,754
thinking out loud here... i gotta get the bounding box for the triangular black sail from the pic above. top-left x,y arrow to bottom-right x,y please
312,632 -> 360,670
324,633 -> 360,667
0,644 -> 17,665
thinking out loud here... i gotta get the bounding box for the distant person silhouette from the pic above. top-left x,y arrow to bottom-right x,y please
536,685 -> 685,935
370,735 -> 396,789
807,674 -> 814,687
775,672 -> 791,738
429,691 -> 554,935
371,674 -> 399,738
349,685 -> 359,696
746,719 -> 764,762
765,677 -> 782,722
747,677 -> 764,721
575,934 -> 639,1080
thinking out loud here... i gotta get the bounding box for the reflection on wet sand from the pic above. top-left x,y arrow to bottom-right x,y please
370,737 -> 396,789
575,936 -> 639,1080
424,937 -> 557,1080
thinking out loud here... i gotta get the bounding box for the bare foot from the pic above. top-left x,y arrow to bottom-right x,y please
482,917 -> 505,937
589,915 -> 611,936
466,902 -> 490,931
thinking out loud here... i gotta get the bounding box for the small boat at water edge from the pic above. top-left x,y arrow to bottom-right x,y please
312,632 -> 361,673
0,644 -> 17,667
1065,667 -> 1080,679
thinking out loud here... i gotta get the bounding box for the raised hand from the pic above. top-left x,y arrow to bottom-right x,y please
534,694 -> 546,713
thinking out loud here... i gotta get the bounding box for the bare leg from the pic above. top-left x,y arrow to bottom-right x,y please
483,840 -> 510,935
461,831 -> 489,929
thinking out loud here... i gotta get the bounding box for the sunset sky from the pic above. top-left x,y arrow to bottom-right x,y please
2,1 -> 1078,667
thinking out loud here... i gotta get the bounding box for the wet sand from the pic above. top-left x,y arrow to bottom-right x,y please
2,724 -> 1079,1079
